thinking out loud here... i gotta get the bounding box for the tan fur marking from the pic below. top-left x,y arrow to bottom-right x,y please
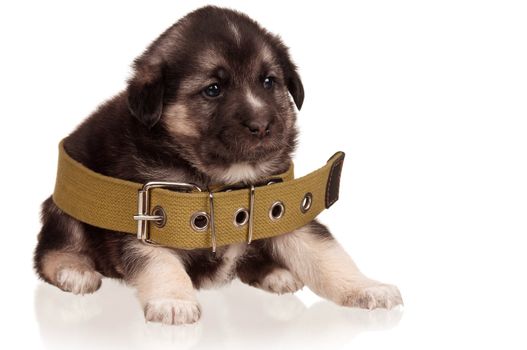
209,159 -> 282,184
258,267 -> 304,294
271,226 -> 403,309
126,243 -> 201,325
41,251 -> 95,283
271,227 -> 362,297
260,45 -> 275,64
228,21 -> 242,46
259,44 -> 282,75
178,75 -> 216,95
41,251 -> 101,295
47,202 -> 86,251
164,103 -> 200,137
199,48 -> 227,71
179,80 -> 204,95
127,243 -> 196,302
246,90 -> 264,109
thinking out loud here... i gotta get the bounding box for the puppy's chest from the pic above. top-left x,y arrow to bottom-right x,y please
209,161 -> 279,184
184,243 -> 247,288
147,165 -> 271,287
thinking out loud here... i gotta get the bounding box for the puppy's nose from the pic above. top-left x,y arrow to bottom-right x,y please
243,120 -> 270,138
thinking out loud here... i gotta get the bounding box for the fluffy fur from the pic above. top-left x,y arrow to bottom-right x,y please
34,6 -> 402,325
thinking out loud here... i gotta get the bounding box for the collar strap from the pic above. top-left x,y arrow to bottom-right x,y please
52,141 -> 345,251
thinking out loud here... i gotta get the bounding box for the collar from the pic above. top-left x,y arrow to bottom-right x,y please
52,140 -> 345,252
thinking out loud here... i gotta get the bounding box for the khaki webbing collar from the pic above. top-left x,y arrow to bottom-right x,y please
52,141 -> 345,251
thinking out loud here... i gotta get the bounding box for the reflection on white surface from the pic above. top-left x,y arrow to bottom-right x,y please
35,278 -> 403,350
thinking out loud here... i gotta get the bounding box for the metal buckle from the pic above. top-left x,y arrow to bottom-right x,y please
133,182 -> 202,246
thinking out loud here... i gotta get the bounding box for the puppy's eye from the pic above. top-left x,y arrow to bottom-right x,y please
203,83 -> 221,98
263,77 -> 274,89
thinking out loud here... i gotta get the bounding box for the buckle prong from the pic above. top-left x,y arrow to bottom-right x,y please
134,181 -> 202,246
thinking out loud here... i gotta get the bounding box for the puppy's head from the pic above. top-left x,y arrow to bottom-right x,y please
127,6 -> 304,182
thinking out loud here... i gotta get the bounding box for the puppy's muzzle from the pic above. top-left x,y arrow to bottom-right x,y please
243,119 -> 271,138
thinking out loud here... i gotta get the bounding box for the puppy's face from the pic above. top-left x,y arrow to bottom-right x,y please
127,6 -> 304,179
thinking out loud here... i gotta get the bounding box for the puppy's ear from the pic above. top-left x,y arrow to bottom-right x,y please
274,41 -> 305,110
127,64 -> 165,128
286,68 -> 304,110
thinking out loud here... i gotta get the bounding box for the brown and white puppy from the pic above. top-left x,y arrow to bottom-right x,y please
34,6 -> 402,325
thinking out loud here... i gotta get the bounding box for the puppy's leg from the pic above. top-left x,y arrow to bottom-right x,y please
236,241 -> 304,295
122,242 -> 201,325
34,197 -> 102,295
271,221 -> 403,309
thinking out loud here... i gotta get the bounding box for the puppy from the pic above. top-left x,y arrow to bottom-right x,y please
34,6 -> 402,325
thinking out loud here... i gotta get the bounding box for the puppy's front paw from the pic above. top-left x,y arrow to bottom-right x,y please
341,282 -> 403,310
56,267 -> 102,295
258,268 -> 304,295
144,298 -> 201,325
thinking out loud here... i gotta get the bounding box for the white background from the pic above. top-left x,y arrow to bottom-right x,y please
1,0 -> 526,349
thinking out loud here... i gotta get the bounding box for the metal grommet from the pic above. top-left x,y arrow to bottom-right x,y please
269,201 -> 285,221
233,208 -> 249,227
190,212 -> 210,232
152,206 -> 167,227
300,193 -> 313,213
